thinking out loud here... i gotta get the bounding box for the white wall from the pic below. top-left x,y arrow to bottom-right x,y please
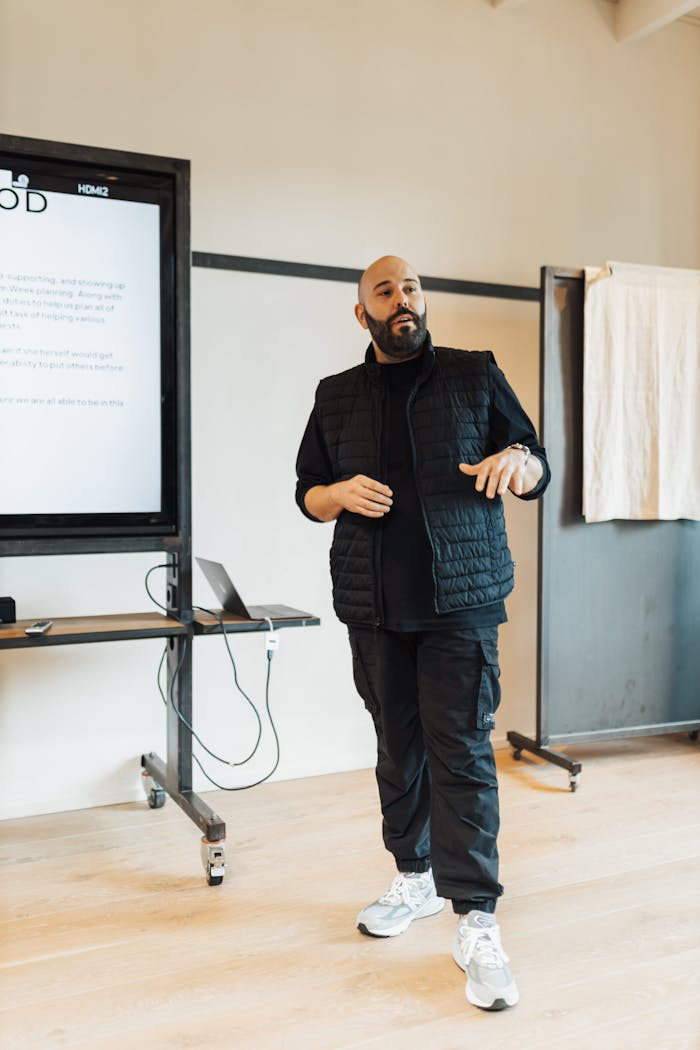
1,0 -> 698,817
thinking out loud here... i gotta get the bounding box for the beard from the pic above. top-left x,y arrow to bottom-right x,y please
364,305 -> 427,360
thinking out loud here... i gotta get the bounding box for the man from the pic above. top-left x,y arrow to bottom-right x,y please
295,255 -> 549,1011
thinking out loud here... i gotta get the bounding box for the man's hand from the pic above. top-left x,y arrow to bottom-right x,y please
305,475 -> 393,522
459,448 -> 542,499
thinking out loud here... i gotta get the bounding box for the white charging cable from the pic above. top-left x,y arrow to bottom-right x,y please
264,616 -> 279,656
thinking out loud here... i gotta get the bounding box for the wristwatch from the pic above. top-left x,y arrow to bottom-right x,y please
508,442 -> 531,465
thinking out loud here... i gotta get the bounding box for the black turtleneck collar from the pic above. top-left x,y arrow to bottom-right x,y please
364,331 -> 435,385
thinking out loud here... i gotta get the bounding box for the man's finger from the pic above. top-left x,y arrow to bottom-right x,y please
360,498 -> 390,513
509,468 -> 524,496
485,470 -> 501,500
458,463 -> 480,476
360,487 -> 392,505
358,500 -> 390,517
358,475 -> 393,497
475,466 -> 490,493
497,466 -> 513,496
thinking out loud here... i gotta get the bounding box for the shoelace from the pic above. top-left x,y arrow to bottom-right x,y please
378,873 -> 430,907
457,923 -> 509,969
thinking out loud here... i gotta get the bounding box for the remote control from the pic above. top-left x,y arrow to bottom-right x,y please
25,619 -> 53,636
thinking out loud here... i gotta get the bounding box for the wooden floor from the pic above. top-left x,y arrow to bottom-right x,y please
1,735 -> 699,1050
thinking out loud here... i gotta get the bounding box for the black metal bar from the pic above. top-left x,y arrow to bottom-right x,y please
192,252 -> 540,303
0,133 -> 190,175
546,722 -> 700,745
162,163 -> 204,829
192,252 -> 362,285
165,631 -> 194,797
508,268 -> 568,779
508,267 -> 588,786
142,751 -> 226,840
507,731 -> 582,776
535,266 -> 552,751
174,162 -> 192,594
420,274 -> 540,302
167,551 -> 193,625
0,536 -> 183,558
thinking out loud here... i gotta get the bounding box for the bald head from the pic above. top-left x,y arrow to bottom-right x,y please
357,255 -> 421,306
355,255 -> 427,363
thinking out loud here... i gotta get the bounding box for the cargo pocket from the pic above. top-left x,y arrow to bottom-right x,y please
476,640 -> 501,732
349,633 -> 381,728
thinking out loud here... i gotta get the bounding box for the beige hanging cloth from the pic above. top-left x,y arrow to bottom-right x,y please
583,261 -> 700,523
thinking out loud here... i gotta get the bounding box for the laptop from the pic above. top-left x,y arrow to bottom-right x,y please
195,557 -> 312,621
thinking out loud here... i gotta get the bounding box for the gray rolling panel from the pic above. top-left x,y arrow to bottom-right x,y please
508,267 -> 700,787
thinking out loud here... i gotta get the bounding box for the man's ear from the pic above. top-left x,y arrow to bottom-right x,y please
354,302 -> 369,330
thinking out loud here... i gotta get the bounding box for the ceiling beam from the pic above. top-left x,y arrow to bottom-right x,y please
616,0 -> 700,41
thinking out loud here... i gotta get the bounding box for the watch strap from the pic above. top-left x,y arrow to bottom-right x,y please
508,442 -> 532,465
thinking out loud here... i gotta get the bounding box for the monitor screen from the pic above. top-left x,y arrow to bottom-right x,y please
0,145 -> 179,540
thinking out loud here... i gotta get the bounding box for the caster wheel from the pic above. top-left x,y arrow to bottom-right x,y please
513,749 -> 522,761
147,787 -> 166,809
569,776 -> 578,792
201,837 -> 226,887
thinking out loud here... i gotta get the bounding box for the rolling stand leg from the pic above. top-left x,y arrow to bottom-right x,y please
507,730 -> 582,792
141,750 -> 226,842
142,552 -> 227,883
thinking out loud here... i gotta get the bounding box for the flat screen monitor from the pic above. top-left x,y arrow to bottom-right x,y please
0,137 -> 187,548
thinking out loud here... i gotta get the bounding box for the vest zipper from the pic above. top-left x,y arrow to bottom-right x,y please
406,386 -> 440,615
373,383 -> 386,627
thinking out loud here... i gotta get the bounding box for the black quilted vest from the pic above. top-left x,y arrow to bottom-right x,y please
315,341 -> 515,625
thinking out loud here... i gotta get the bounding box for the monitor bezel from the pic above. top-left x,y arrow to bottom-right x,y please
0,135 -> 190,556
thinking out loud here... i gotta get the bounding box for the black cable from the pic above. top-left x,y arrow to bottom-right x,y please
156,644 -> 167,705
144,563 -> 185,624
155,635 -> 265,769
157,639 -> 280,791
191,652 -> 282,791
193,604 -> 266,758
147,564 -> 282,785
148,566 -> 263,764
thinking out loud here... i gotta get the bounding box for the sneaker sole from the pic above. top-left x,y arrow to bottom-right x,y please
453,949 -> 519,1010
357,896 -> 446,938
466,984 -> 519,1011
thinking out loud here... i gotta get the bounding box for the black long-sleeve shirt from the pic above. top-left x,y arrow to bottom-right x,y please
296,347 -> 550,630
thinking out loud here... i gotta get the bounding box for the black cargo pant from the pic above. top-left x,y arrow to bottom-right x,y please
348,625 -> 503,914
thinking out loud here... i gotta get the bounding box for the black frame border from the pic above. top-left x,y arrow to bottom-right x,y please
0,133 -> 191,558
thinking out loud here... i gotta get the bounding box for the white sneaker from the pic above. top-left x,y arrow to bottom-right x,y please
453,911 -> 519,1010
357,870 -> 445,937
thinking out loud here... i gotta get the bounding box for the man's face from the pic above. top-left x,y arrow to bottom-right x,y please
355,257 -> 427,362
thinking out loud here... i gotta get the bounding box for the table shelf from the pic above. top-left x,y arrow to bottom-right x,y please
0,612 -> 187,650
